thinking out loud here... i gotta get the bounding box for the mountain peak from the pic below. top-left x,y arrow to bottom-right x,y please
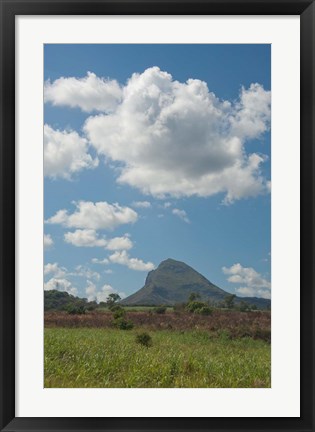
121,258 -> 271,309
158,258 -> 189,269
122,258 -> 227,306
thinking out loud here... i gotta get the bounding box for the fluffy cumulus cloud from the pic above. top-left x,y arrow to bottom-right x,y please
81,67 -> 271,203
46,201 -> 138,230
222,263 -> 271,299
64,229 -> 133,250
85,280 -> 98,302
85,281 -> 126,303
172,208 -> 190,223
106,236 -> 133,251
109,250 -> 155,271
44,233 -> 54,249
44,277 -> 78,296
64,229 -> 107,247
44,124 -> 98,179
44,262 -> 67,278
44,72 -> 122,112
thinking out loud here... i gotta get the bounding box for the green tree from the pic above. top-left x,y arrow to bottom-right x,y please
224,294 -> 236,309
106,293 -> 121,308
239,301 -> 249,312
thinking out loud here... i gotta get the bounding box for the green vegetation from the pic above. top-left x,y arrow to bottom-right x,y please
45,328 -> 271,388
181,292 -> 213,315
106,293 -> 121,309
224,294 -> 236,309
44,290 -> 121,313
44,290 -> 91,312
109,305 -> 134,330
44,261 -> 271,389
113,318 -> 134,330
125,305 -> 172,312
135,332 -> 153,347
44,308 -> 271,341
66,304 -> 86,315
153,306 -> 167,314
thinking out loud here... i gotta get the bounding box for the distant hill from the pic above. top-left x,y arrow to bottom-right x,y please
120,258 -> 271,309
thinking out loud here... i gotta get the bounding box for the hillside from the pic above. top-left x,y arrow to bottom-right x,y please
120,258 -> 270,309
44,290 -> 95,311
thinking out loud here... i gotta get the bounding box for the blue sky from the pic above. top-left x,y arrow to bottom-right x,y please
44,44 -> 271,302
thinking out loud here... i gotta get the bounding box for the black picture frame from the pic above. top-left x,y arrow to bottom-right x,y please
0,1 -> 314,431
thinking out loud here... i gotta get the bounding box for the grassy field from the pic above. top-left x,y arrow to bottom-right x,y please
45,310 -> 271,341
44,327 -> 271,388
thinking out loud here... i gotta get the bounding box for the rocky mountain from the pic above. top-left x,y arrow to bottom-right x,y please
120,258 -> 271,309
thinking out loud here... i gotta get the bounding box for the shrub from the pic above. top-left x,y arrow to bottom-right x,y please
173,303 -> 186,314
224,294 -> 236,309
66,305 -> 86,315
110,304 -> 123,312
153,306 -> 166,314
196,306 -> 213,316
239,301 -> 250,312
114,317 -> 134,330
217,329 -> 232,341
253,327 -> 271,343
136,332 -> 152,347
185,301 -> 206,313
112,307 -> 126,320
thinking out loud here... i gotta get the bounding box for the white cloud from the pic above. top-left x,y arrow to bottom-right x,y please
44,233 -> 54,249
106,236 -> 133,251
235,286 -> 271,298
96,284 -> 126,303
83,66 -> 271,203
91,258 -> 109,265
230,84 -> 272,140
44,262 -> 66,278
46,200 -> 138,230
222,263 -> 271,299
44,277 -> 78,296
64,229 -> 107,247
85,280 -> 97,302
104,269 -> 113,274
172,208 -> 190,223
47,262 -> 101,283
85,281 -> 126,303
44,71 -> 122,112
132,201 -> 151,208
109,250 -> 155,271
73,265 -> 100,282
44,124 -> 98,179
64,229 -> 133,251
163,202 -> 172,208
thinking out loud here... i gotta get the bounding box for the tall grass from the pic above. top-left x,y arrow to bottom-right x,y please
45,328 -> 271,388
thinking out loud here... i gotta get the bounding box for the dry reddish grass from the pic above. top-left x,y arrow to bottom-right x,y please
44,310 -> 271,342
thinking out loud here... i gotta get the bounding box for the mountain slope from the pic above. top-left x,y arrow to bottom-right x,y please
121,258 -> 270,309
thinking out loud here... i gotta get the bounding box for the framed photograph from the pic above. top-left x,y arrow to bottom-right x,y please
0,0 -> 314,431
